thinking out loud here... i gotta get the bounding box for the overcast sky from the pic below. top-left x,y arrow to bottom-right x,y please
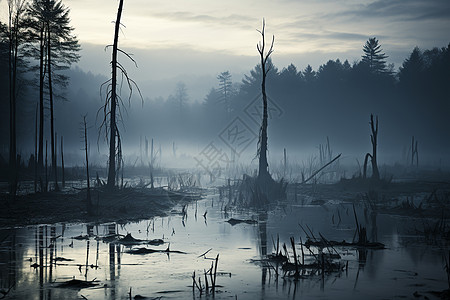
2,0 -> 450,99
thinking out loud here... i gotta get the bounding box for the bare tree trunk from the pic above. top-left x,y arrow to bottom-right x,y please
7,0 -> 18,197
55,132 -> 58,186
369,114 -> 380,180
47,23 -> 59,191
150,138 -> 154,189
61,135 -> 65,187
363,153 -> 372,179
411,136 -> 418,168
256,19 -> 274,182
107,0 -> 124,188
145,137 -> 148,158
84,116 -> 91,213
45,140 -> 48,192
38,22 -> 45,174
258,70 -> 268,179
35,102 -> 38,192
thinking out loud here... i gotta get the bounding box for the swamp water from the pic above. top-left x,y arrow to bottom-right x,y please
0,191 -> 447,299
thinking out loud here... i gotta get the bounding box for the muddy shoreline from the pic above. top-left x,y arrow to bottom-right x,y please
1,179 -> 449,228
0,187 -> 202,228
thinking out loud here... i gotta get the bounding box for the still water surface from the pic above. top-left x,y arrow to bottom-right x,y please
0,191 -> 446,299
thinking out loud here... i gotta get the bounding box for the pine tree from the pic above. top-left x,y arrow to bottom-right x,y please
46,0 -> 80,190
27,0 -> 80,190
175,82 -> 188,114
5,0 -> 28,197
303,64 -> 316,84
26,0 -> 46,174
217,71 -> 232,115
362,37 -> 388,74
398,47 -> 424,87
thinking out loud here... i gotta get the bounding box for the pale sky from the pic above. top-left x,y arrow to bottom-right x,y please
2,0 -> 450,99
65,0 -> 450,58
65,0 -> 449,54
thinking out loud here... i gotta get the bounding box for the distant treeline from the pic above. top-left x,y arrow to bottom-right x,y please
1,40 -> 449,165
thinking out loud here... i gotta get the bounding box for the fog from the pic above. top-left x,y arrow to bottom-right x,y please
2,41 -> 449,173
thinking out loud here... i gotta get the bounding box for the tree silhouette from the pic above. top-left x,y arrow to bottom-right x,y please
363,114 -> 380,180
99,0 -> 142,189
317,59 -> 347,87
398,47 -> 424,91
256,19 -> 274,181
27,0 -> 80,190
217,71 -> 232,116
26,0 -> 46,174
0,24 -> 9,145
302,64 -> 316,85
279,64 -> 302,90
5,0 -> 28,196
362,37 -> 388,74
175,82 -> 188,115
46,0 -> 79,190
242,58 -> 277,95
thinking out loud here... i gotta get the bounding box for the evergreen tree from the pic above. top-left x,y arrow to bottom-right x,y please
175,82 -> 188,115
242,58 -> 278,95
27,0 -> 80,190
26,0 -> 47,173
362,37 -> 388,74
217,71 -> 232,115
0,24 -> 9,145
46,0 -> 80,190
5,0 -> 28,196
302,64 -> 316,85
279,63 -> 302,85
398,47 -> 424,88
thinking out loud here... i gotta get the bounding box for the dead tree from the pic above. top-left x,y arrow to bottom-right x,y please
54,132 -> 58,190
83,116 -> 92,213
34,102 -> 38,192
99,0 -> 142,189
61,135 -> 65,187
411,136 -> 418,168
363,114 -> 380,180
150,138 -> 155,189
256,19 -> 274,182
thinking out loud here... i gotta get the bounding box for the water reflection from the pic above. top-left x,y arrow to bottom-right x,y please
0,195 -> 447,299
258,211 -> 268,293
0,229 -> 16,298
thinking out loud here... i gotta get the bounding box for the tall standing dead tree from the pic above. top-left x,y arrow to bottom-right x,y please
82,116 -> 91,213
411,136 -> 418,168
106,0 -> 122,188
256,19 -> 274,182
363,114 -> 380,180
99,0 -> 142,189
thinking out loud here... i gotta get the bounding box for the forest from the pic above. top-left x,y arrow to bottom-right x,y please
1,29 -> 449,173
1,0 -> 450,299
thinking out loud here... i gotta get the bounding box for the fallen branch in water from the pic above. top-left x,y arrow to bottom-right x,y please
198,248 -> 212,258
116,233 -> 164,246
300,153 -> 341,185
226,218 -> 257,226
57,278 -> 99,289
127,244 -> 186,255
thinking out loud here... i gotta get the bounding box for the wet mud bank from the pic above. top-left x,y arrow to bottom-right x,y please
0,187 -> 203,228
